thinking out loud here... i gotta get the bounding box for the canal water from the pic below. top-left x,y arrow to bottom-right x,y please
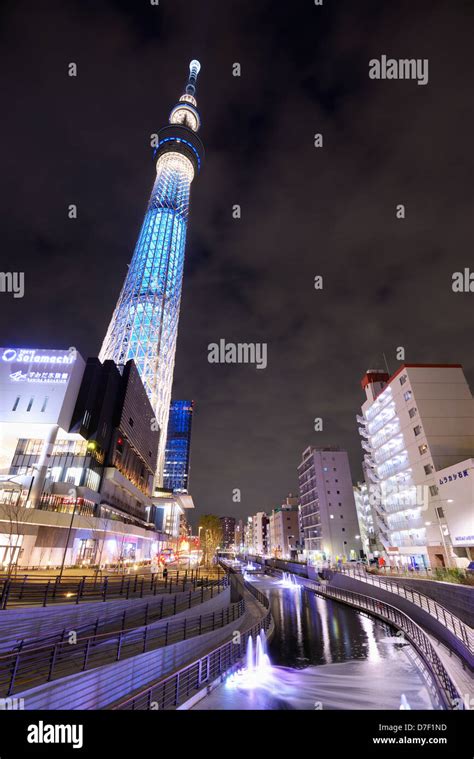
193,574 -> 438,710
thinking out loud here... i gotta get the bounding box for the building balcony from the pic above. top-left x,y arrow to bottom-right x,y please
387,516 -> 425,532
370,422 -> 401,450
367,405 -> 396,436
364,388 -> 393,423
374,439 -> 406,466
390,537 -> 427,548
377,458 -> 410,480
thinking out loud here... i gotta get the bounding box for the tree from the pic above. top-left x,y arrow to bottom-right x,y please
198,515 -> 222,567
0,478 -> 36,577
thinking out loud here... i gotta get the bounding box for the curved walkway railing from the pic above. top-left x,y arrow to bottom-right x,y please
338,566 -> 473,654
114,575 -> 272,710
0,569 -> 212,609
1,577 -> 228,654
285,572 -> 463,710
0,583 -> 240,698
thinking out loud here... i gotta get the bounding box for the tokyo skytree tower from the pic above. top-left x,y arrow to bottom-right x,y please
99,60 -> 204,484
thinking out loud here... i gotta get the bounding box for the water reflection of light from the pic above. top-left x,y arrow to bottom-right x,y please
359,614 -> 382,663
315,595 -> 332,664
293,586 -> 304,653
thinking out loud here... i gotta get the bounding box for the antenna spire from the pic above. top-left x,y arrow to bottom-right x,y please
186,60 -> 201,96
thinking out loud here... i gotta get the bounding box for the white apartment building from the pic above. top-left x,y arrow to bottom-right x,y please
353,482 -> 372,558
358,365 -> 474,569
298,447 -> 360,563
268,496 -> 300,559
251,511 -> 269,555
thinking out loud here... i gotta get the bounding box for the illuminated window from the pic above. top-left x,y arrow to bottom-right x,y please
418,444 -> 428,455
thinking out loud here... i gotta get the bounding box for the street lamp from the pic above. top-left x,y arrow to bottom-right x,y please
58,486 -> 79,581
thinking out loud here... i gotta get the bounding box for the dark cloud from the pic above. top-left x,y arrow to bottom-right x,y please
0,0 -> 473,526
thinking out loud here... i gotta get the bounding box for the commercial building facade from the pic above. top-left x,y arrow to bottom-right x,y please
0,347 -> 191,569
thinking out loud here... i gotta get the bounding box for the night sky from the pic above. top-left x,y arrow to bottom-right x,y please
1,0 -> 473,526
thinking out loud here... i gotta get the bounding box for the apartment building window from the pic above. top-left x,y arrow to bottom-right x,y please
404,390 -> 412,401
400,375 -> 408,386
413,425 -> 422,436
430,485 -> 439,497
409,407 -> 417,419
418,444 -> 428,455
12,396 -> 20,411
424,464 -> 434,475
436,506 -> 444,518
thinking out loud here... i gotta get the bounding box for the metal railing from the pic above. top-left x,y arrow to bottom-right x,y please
0,569 -> 214,609
260,570 -> 462,709
0,580 -> 240,698
0,576 -> 227,652
339,566 -> 473,654
114,575 -> 272,710
276,571 -> 463,710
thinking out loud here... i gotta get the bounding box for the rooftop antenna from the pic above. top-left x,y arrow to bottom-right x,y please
186,60 -> 201,97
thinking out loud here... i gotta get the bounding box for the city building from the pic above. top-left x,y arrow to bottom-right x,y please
219,516 -> 236,549
435,458 -> 473,564
99,61 -> 204,484
358,364 -> 474,569
244,516 -> 253,554
0,347 -> 189,568
163,400 -> 194,492
234,518 -> 244,552
268,495 -> 300,559
298,447 -> 360,563
251,512 -> 269,555
353,481 -> 372,558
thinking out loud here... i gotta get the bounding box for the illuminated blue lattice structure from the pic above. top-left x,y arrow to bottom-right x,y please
163,400 -> 194,492
100,61 -> 204,484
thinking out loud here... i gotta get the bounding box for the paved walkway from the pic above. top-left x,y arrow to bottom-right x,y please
427,633 -> 473,705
